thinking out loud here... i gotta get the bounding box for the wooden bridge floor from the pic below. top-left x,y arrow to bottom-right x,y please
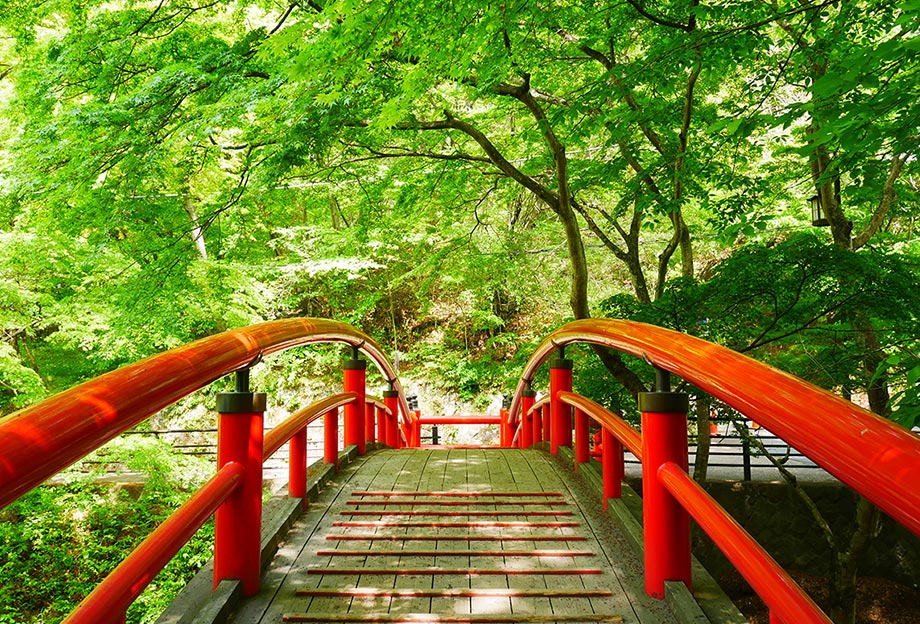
229,448 -> 679,624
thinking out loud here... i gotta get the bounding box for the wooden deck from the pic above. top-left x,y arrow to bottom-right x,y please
228,448 -> 679,624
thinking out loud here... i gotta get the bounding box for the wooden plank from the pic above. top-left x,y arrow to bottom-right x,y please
430,449 -> 471,618
316,550 -> 595,557
295,589 -> 614,598
282,614 -> 624,623
352,491 -> 565,498
325,535 -> 587,542
333,521 -> 580,528
340,511 -> 573,517
345,500 -> 568,506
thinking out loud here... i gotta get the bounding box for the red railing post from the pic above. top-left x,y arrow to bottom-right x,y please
601,427 -> 623,507
500,408 -> 510,447
574,407 -> 589,466
214,369 -> 267,596
640,369 -> 691,599
289,425 -> 307,509
549,354 -> 573,455
413,409 -> 422,447
383,388 -> 399,447
365,398 -> 376,447
542,403 -> 551,444
324,407 -> 339,468
343,349 -> 367,454
521,389 -> 535,448
377,403 -> 386,446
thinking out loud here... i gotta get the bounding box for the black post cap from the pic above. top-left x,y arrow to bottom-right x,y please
217,392 -> 267,414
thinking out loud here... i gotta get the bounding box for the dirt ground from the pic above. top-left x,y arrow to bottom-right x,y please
718,570 -> 920,623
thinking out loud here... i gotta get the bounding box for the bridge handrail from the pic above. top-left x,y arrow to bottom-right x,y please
509,318 -> 920,537
557,391 -> 642,459
263,392 -> 358,460
61,462 -> 245,624
0,318 -> 410,509
551,389 -> 828,622
657,461 -> 829,623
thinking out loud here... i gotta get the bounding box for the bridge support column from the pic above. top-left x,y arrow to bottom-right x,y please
640,369 -> 691,600
343,350 -> 367,454
324,407 -> 339,469
550,355 -> 573,455
521,389 -> 536,448
214,369 -> 267,597
384,389 -> 399,447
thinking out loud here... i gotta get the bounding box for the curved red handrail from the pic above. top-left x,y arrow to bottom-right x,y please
657,462 -> 830,624
557,391 -> 642,459
62,461 -> 245,624
0,318 -> 410,509
263,392 -> 358,461
509,319 -> 920,537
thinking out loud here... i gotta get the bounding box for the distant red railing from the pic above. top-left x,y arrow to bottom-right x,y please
0,318 -> 409,624
510,318 -> 920,624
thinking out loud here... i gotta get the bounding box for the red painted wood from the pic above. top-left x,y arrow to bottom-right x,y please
61,463 -> 243,624
332,521 -> 580,527
345,500 -> 567,506
641,407 -> 691,599
339,510 -> 573,517
324,535 -> 587,541
295,588 -> 613,597
315,550 -> 594,557
659,462 -> 830,624
0,318 -> 409,510
352,491 -> 564,497
508,318 -> 920,538
306,567 -> 603,575
282,615 -> 623,623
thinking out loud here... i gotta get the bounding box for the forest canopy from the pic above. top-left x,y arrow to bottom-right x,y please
1,0 -> 918,422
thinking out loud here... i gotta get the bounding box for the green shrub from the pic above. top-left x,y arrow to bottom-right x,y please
0,437 -> 214,624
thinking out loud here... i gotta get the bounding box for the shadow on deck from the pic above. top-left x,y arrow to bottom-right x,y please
157,447 -> 744,624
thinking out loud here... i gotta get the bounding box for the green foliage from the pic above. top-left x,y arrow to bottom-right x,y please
0,438 -> 213,624
602,233 -> 920,403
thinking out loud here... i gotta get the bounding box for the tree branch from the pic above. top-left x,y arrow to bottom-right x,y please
624,0 -> 693,31
852,153 -> 906,250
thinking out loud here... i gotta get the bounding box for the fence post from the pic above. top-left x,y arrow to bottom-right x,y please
365,398 -> 376,448
289,424 -> 307,509
383,388 -> 399,447
343,348 -> 367,454
377,403 -> 386,446
542,403 -> 551,446
500,408 -> 510,447
601,428 -> 623,508
521,389 -> 536,448
413,410 -> 422,447
549,352 -> 573,455
214,368 -> 267,596
639,368 -> 691,600
324,407 -> 339,469
574,407 -> 589,467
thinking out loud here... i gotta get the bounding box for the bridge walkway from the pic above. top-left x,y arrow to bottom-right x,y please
228,448 -> 679,624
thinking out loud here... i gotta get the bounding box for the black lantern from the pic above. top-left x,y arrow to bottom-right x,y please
809,195 -> 829,227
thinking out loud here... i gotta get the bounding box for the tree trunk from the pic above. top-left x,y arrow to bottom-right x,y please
692,393 -> 711,482
184,195 -> 208,261
829,496 -> 882,624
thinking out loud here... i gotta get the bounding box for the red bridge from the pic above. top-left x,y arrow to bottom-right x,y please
1,318 -> 918,624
